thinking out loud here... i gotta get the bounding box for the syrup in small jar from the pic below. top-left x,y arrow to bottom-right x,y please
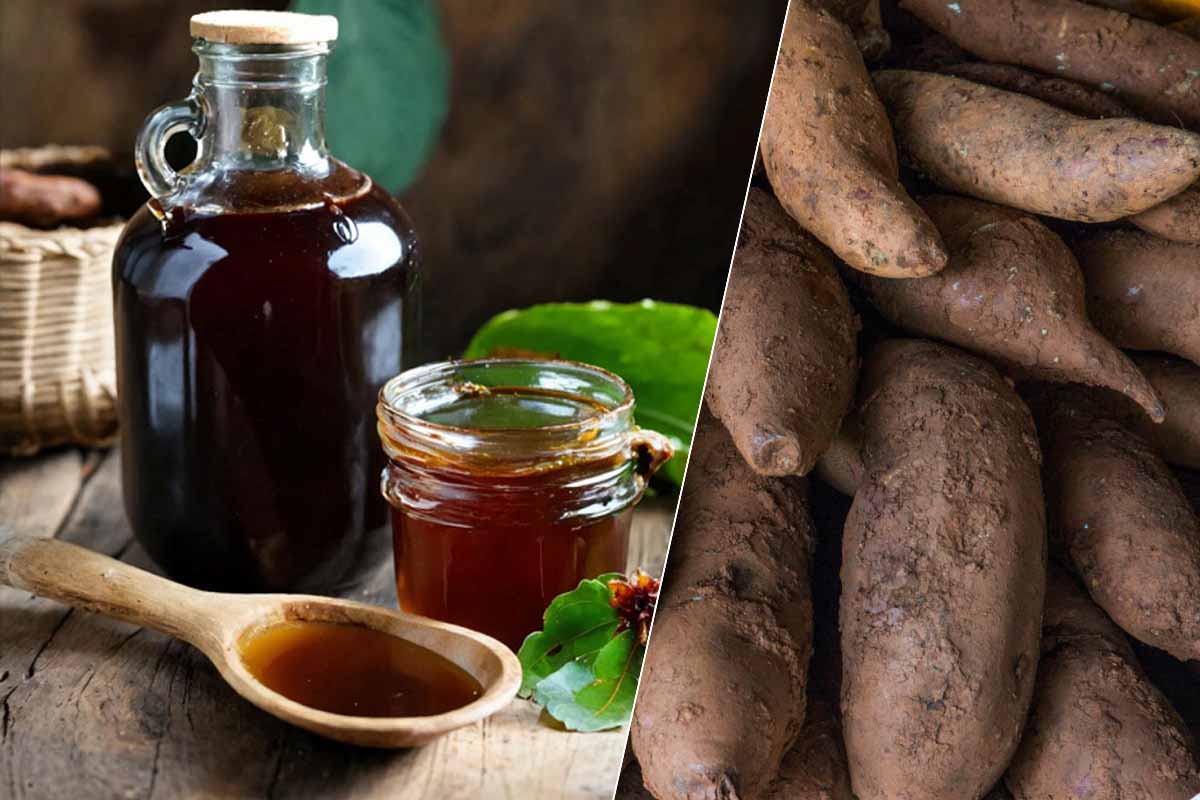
377,360 -> 672,651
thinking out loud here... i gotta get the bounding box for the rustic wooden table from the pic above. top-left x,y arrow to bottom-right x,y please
0,449 -> 674,800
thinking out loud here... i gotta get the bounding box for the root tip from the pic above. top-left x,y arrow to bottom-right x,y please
749,429 -> 805,475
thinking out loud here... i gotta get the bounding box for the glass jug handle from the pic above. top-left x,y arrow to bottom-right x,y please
134,90 -> 206,200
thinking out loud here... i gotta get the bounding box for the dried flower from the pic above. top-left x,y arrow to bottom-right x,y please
608,569 -> 659,646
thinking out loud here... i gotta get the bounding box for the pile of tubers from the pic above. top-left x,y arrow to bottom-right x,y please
622,0 -> 1200,798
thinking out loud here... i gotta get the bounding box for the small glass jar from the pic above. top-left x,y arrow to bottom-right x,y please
377,359 -> 672,650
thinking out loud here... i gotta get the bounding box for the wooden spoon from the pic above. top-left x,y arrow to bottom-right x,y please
0,534 -> 521,748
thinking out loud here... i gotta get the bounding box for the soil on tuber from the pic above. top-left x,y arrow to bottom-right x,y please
840,339 -> 1046,800
814,415 -> 863,497
1073,230 -> 1200,366
1004,567 -> 1200,799
705,188 -> 860,476
623,698 -> 854,800
873,70 -> 1200,222
1175,16 -> 1200,39
899,0 -> 1200,129
631,409 -> 814,800
1078,0 -> 1184,21
1122,353 -> 1200,469
761,697 -> 854,800
761,3 -> 947,278
1029,384 -> 1200,661
939,62 -> 1132,119
880,8 -> 971,70
857,195 -> 1165,421
615,760 -> 655,800
823,0 -> 891,61
1129,184 -> 1200,244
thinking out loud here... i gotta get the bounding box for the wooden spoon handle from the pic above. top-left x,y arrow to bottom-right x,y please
0,535 -> 226,649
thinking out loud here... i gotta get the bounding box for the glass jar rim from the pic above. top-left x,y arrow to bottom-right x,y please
376,358 -> 641,476
377,357 -> 635,435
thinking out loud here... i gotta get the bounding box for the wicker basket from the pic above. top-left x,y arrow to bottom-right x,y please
0,147 -> 124,455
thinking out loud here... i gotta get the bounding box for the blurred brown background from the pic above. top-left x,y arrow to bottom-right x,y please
1,0 -> 786,356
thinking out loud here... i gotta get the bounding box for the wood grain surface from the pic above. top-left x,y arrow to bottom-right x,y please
0,449 -> 674,800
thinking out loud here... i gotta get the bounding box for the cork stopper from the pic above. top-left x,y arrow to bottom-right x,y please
190,10 -> 338,45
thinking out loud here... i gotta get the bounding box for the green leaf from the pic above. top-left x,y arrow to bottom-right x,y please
533,630 -> 643,732
291,0 -> 450,193
463,300 -> 717,486
516,578 -> 620,698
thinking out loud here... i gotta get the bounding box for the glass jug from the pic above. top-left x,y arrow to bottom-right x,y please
113,12 -> 421,592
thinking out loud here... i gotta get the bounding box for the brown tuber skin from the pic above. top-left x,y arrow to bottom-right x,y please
822,0 -> 891,61
706,188 -> 860,476
1074,230 -> 1200,366
761,3 -> 947,278
1005,568 -> 1200,799
1030,384 -> 1200,662
814,415 -> 863,496
615,760 -> 656,800
840,339 -> 1046,800
939,62 -> 1132,119
1175,16 -> 1200,40
623,700 -> 855,800
873,70 -> 1200,223
934,59 -> 1198,250
857,195 -> 1166,421
762,697 -> 854,800
1123,353 -> 1200,469
1129,184 -> 1200,244
0,168 -> 102,227
930,28 -> 1200,245
632,410 -> 814,800
1080,0 -> 1181,21
899,0 -> 1200,129
883,16 -> 971,71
